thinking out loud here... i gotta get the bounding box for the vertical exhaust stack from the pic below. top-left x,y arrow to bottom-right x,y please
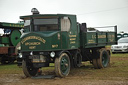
31,8 -> 40,15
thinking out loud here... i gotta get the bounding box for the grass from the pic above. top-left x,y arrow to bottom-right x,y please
112,53 -> 128,57
70,53 -> 128,80
0,64 -> 22,74
0,53 -> 128,80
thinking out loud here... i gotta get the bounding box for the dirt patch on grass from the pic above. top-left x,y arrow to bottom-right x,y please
0,74 -> 128,85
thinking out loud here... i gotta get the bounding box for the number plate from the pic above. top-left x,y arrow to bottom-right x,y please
32,55 -> 40,63
30,55 -> 46,63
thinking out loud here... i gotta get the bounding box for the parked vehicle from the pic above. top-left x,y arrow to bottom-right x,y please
117,33 -> 128,40
0,22 -> 23,64
117,33 -> 123,40
111,37 -> 128,54
18,8 -> 117,77
123,33 -> 128,37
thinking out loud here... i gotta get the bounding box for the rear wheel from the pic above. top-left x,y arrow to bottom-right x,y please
74,51 -> 82,68
22,60 -> 39,77
55,53 -> 70,77
92,48 -> 110,69
92,59 -> 98,69
92,49 -> 99,69
97,48 -> 110,68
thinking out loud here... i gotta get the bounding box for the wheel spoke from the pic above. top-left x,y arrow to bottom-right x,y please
61,57 -> 69,73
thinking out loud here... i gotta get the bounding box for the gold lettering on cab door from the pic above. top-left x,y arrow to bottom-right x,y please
69,35 -> 76,44
25,42 -> 41,46
21,36 -> 46,44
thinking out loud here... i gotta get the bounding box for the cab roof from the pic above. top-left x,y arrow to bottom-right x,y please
20,14 -> 76,20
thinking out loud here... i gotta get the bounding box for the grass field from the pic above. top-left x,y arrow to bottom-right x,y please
0,53 -> 128,85
0,53 -> 128,78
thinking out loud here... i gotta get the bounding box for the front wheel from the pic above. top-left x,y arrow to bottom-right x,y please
55,53 -> 70,77
22,60 -> 39,77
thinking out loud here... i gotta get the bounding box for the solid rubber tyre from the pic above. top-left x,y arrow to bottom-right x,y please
92,49 -> 99,69
92,59 -> 99,69
97,48 -> 110,68
74,52 -> 82,68
55,53 -> 70,77
22,60 -> 38,77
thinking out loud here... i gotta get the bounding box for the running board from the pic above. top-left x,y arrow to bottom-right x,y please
31,75 -> 55,79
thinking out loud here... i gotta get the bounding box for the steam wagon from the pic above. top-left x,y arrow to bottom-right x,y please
0,22 -> 23,64
19,8 -> 117,77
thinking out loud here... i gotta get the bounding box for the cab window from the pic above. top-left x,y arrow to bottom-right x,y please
24,20 -> 30,32
61,17 -> 71,31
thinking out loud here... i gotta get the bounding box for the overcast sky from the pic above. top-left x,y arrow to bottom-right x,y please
0,0 -> 128,33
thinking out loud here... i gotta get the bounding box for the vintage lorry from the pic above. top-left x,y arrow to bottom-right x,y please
0,22 -> 23,64
19,8 -> 117,77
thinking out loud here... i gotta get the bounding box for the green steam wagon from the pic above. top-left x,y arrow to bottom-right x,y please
0,22 -> 23,64
19,8 -> 117,77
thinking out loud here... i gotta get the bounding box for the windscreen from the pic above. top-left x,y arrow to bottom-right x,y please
33,18 -> 59,31
118,38 -> 128,43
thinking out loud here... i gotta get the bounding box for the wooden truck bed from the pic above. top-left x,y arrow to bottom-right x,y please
81,31 -> 117,48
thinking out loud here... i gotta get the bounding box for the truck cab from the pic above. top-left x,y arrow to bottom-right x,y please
20,13 -> 80,51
